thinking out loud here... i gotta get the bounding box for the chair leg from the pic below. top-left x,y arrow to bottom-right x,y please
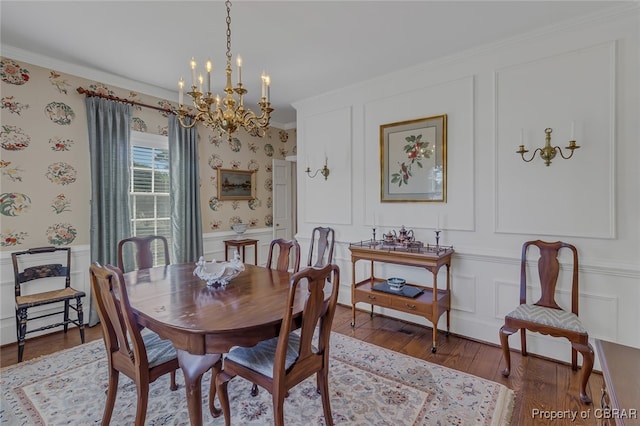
170,370 -> 178,391
209,358 -> 223,418
102,368 -> 119,426
63,300 -> 70,333
573,341 -> 594,405
272,389 -> 287,426
571,347 -> 578,371
16,307 -> 27,363
520,328 -> 528,356
76,297 -> 85,343
499,325 -> 515,377
216,371 -> 234,426
318,369 -> 334,426
134,381 -> 149,426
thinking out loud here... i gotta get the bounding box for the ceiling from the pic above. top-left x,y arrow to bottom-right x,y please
0,1 -> 629,126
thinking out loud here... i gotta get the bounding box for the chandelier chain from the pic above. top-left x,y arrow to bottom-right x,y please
177,0 -> 273,140
226,0 -> 232,62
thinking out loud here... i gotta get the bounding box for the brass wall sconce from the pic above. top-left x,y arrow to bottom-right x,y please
517,127 -> 580,166
305,158 -> 330,180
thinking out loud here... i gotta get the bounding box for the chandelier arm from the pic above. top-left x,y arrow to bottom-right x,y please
178,113 -> 199,129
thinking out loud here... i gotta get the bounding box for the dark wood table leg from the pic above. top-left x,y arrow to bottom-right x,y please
177,349 -> 221,426
253,242 -> 257,265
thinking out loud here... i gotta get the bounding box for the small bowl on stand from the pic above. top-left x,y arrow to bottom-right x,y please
231,223 -> 249,240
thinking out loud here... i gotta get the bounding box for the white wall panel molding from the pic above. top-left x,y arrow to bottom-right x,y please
362,75 -> 476,232
202,228 -> 273,266
454,249 -> 639,279
300,107 -> 353,225
494,41 -> 616,239
451,273 -> 476,313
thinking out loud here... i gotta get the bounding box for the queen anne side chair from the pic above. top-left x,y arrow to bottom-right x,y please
266,238 -> 301,273
499,240 -> 594,404
216,264 -> 340,426
307,227 -> 335,268
89,262 -> 181,425
117,235 -> 170,273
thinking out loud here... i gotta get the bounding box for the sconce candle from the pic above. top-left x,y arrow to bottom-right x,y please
570,121 -> 575,141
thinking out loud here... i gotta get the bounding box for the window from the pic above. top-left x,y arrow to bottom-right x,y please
129,131 -> 170,265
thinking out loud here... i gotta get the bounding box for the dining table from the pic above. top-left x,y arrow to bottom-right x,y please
123,262 -> 302,426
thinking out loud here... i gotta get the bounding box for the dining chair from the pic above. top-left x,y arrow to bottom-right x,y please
307,227 -> 335,268
216,264 -> 340,426
12,246 -> 85,362
117,235 -> 170,273
89,262 -> 181,425
499,240 -> 594,404
247,238 -> 302,397
266,238 -> 301,273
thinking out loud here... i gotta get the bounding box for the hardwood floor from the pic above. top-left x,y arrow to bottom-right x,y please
1,304 -> 603,425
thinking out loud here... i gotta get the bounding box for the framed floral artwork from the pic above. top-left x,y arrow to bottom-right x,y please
217,168 -> 256,201
380,114 -> 447,202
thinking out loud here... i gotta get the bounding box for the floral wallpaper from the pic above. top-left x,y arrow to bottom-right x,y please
0,57 -> 296,251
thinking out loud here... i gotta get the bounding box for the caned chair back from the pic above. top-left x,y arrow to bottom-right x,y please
307,227 -> 335,268
266,238 -> 300,273
117,235 -> 170,273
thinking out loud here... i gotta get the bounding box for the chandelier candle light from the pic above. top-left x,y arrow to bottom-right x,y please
177,0 -> 273,141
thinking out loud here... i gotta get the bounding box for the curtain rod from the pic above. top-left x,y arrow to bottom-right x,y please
76,87 -> 177,116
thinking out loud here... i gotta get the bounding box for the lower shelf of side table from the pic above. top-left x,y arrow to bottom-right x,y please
352,277 -> 450,351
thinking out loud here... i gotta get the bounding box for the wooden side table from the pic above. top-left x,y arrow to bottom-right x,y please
224,239 -> 258,265
349,241 -> 454,353
595,339 -> 640,426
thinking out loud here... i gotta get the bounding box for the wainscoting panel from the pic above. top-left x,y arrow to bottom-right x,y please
451,273 -> 476,313
495,41 -> 616,238
300,107 -> 352,225
362,75 -> 475,233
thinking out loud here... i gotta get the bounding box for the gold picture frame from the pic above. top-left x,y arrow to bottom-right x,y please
217,168 -> 256,200
380,114 -> 447,202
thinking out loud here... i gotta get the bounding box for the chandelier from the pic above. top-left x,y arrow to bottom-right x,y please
177,0 -> 273,141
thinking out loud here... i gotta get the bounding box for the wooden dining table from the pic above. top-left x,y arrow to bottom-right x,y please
123,262 -> 302,426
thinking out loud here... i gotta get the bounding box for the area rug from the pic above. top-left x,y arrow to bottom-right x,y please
1,332 -> 513,425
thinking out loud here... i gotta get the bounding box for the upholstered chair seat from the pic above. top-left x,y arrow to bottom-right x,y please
225,333 -> 304,378
505,304 -> 588,334
138,331 -> 178,368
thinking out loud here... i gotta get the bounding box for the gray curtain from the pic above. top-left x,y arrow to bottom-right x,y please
168,115 -> 203,263
86,97 -> 132,326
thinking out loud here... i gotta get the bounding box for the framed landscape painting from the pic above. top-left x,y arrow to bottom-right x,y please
380,114 -> 447,202
217,168 -> 256,200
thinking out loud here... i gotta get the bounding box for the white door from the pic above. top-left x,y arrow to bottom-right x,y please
272,159 -> 293,241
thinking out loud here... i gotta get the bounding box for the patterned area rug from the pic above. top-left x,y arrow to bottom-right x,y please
1,332 -> 513,425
